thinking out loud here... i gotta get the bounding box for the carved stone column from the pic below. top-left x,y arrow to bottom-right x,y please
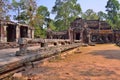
88,33 -> 91,44
16,25 -> 20,42
16,38 -> 28,56
80,29 -> 83,43
30,29 -> 34,39
69,28 -> 74,43
3,25 -> 7,42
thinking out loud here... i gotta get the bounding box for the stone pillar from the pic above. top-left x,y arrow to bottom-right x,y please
81,30 -> 83,43
2,25 -> 7,42
0,26 -> 2,42
28,29 -> 31,38
32,29 -> 34,39
68,29 -> 71,41
74,32 -> 76,40
16,25 -> 20,42
88,33 -> 91,44
79,32 -> 81,40
68,28 -> 73,43
0,27 -> 3,42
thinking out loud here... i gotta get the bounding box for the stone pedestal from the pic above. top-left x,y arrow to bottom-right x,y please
16,38 -> 28,56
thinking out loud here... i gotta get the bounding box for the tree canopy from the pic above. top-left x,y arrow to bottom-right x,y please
82,9 -> 99,20
0,0 -> 10,20
52,0 -> 81,30
2,0 -> 120,38
106,0 -> 120,29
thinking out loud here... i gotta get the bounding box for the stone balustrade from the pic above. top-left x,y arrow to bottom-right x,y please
15,38 -> 81,56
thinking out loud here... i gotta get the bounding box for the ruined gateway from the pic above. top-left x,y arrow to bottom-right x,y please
47,18 -> 120,44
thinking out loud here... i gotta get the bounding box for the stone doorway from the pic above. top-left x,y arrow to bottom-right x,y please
76,33 -> 80,40
20,26 -> 28,38
7,24 -> 16,42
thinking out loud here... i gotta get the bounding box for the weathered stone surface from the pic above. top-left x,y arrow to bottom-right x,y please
15,38 -> 28,56
0,43 -> 81,79
12,72 -> 27,80
116,40 -> 120,47
82,43 -> 88,47
88,42 -> 96,46
18,38 -> 28,45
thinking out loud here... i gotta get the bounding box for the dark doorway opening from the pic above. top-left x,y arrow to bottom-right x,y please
76,33 -> 80,40
107,34 -> 113,43
20,26 -> 28,38
7,24 -> 16,42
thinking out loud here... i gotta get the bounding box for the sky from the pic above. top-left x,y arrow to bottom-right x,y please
36,0 -> 112,19
11,0 -> 120,20
37,0 -> 108,12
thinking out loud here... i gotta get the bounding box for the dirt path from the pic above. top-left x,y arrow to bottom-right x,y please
20,44 -> 120,80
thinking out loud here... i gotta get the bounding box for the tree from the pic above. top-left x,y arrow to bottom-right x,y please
37,6 -> 50,27
52,0 -> 81,30
106,0 -> 120,29
47,19 -> 56,31
32,6 -> 50,38
12,0 -> 37,23
82,9 -> 99,20
24,0 -> 37,24
0,0 -> 10,20
97,11 -> 107,21
12,0 -> 25,22
32,14 -> 44,38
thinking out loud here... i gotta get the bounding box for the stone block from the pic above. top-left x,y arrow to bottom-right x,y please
18,38 -> 28,45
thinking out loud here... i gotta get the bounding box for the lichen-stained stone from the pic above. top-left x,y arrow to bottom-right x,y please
18,38 -> 28,45
16,38 -> 28,56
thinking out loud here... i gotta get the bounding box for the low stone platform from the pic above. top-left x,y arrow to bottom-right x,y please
0,43 -> 81,79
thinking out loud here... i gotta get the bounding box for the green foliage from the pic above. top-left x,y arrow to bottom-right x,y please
97,11 -> 107,21
37,6 -> 50,18
48,20 -> 56,31
82,9 -> 99,20
52,0 -> 81,31
32,6 -> 50,38
12,0 -> 49,38
0,0 -> 10,19
37,6 -> 50,27
12,0 -> 37,23
106,0 -> 120,29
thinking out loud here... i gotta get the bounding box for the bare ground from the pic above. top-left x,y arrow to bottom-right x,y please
20,44 -> 120,80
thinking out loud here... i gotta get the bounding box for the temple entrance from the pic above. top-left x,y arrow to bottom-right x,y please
20,26 -> 28,38
76,33 -> 80,40
7,24 -> 16,42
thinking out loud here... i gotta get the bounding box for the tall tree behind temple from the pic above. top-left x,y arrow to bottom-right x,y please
0,0 -> 10,20
12,0 -> 37,23
32,6 -> 50,38
82,9 -> 99,20
24,0 -> 37,24
106,0 -> 120,29
97,11 -> 107,21
12,0 -> 25,22
52,0 -> 81,31
36,6 -> 50,27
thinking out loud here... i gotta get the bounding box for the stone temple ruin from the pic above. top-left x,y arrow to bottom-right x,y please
47,18 -> 120,44
0,20 -> 34,43
1,18 -> 120,79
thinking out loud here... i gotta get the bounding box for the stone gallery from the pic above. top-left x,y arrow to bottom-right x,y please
47,18 -> 120,44
0,20 -> 34,42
